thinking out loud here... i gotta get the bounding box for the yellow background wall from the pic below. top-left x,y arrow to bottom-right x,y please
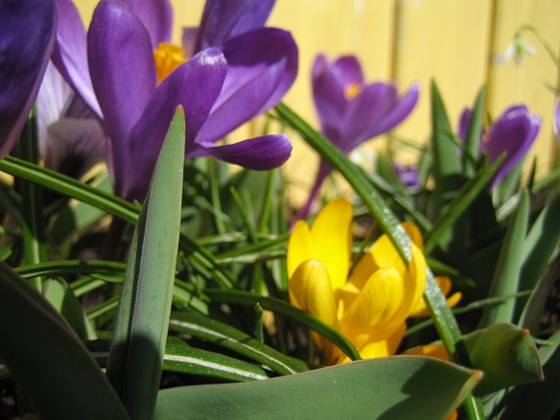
76,0 -> 560,203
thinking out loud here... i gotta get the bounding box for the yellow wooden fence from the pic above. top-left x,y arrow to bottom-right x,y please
77,0 -> 560,204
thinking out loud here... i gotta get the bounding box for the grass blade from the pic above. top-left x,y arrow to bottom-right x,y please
0,262 -> 129,419
106,108 -> 185,419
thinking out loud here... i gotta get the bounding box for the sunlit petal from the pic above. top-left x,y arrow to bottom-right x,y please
310,198 -> 353,291
287,221 -> 313,279
288,259 -> 338,329
402,342 -> 450,361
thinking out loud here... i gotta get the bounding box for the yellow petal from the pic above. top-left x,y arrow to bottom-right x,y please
409,275 -> 460,318
288,259 -> 338,328
402,342 -> 450,361
341,267 -> 407,341
338,323 -> 406,363
402,221 -> 424,249
309,198 -> 353,291
287,220 -> 313,279
403,244 -> 428,314
367,232 -> 406,274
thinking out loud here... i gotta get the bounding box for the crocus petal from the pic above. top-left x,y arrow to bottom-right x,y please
288,259 -> 338,328
87,0 -> 156,192
195,0 -> 275,51
403,343 -> 450,361
363,83 -> 419,138
341,267 -> 406,341
311,55 -> 349,146
458,107 -> 473,141
182,27 -> 199,57
52,0 -> 101,117
196,28 -> 298,143
483,105 -> 541,185
122,48 -> 227,200
44,118 -> 106,176
0,0 -> 56,159
309,198 -> 353,291
37,63 -> 105,175
201,134 -> 292,170
409,275 -> 461,318
287,220 -> 314,278
121,0 -> 173,46
348,83 -> 419,150
355,323 -> 406,361
37,62 -> 73,152
341,83 -> 398,152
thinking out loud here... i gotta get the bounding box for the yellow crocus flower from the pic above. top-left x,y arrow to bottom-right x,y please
287,198 -> 427,364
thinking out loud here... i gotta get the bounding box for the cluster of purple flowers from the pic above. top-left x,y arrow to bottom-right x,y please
1,0 -> 553,207
2,0 -> 297,201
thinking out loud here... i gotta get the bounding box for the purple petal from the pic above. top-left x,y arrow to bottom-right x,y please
330,55 -> 365,88
88,0 -> 156,171
354,83 -> 419,145
0,0 -> 56,159
182,27 -> 199,57
52,0 -> 101,117
201,134 -> 292,170
195,0 -> 275,51
37,63 -> 73,151
43,117 -> 106,176
483,105 -> 541,185
341,82 -> 398,151
196,28 -> 298,143
121,0 -> 173,46
312,54 -> 349,142
37,63 -> 105,176
122,48 -> 227,201
458,107 -> 472,141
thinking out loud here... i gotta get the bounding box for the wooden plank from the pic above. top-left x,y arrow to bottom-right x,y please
486,0 -> 560,177
391,0 -> 492,164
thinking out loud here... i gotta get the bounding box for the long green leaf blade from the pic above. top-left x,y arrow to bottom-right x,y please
155,357 -> 481,419
106,108 -> 185,419
0,156 -> 140,223
0,262 -> 129,419
170,311 -> 308,375
479,191 -> 530,327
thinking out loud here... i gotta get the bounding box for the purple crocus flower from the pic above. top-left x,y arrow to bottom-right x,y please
393,163 -> 420,191
52,0 -> 297,201
36,63 -> 105,178
458,105 -> 541,186
301,54 -> 419,217
0,0 -> 56,159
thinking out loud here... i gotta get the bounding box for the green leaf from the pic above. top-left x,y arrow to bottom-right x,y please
424,155 -> 504,254
164,336 -> 269,382
0,156 -> 140,223
169,311 -> 308,375
463,323 -> 543,395
518,193 -> 560,327
106,108 -> 185,419
205,288 -> 361,362
19,117 -> 47,292
462,87 -> 485,176
88,336 -> 269,382
0,262 -> 129,419
479,191 -> 529,327
430,80 -> 463,218
43,277 -> 97,340
498,327 -> 560,419
155,357 -> 481,419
